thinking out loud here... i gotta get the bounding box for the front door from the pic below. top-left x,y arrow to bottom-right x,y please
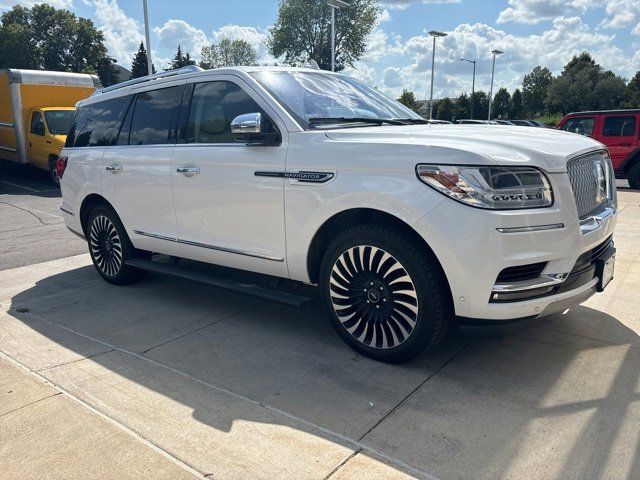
602,114 -> 638,165
171,77 -> 288,277
27,111 -> 49,168
102,83 -> 185,257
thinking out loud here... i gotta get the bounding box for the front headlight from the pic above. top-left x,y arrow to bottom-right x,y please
416,164 -> 553,209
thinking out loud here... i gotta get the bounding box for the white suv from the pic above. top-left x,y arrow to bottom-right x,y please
59,66 -> 617,363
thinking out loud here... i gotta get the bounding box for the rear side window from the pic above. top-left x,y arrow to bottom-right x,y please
67,97 -> 128,148
184,81 -> 265,144
560,117 -> 594,136
120,86 -> 183,146
603,116 -> 636,137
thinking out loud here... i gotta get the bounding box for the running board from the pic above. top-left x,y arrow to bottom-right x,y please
125,258 -> 313,308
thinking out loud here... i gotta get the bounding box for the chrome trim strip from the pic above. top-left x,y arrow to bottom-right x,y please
580,205 -> 615,235
496,223 -> 565,233
132,230 -> 285,262
0,146 -> 17,153
0,122 -> 14,128
59,206 -> 74,216
492,273 -> 567,293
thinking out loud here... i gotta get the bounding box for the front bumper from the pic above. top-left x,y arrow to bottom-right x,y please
412,170 -> 617,323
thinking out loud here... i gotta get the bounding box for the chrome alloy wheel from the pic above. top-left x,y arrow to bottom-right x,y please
89,215 -> 123,277
329,245 -> 419,349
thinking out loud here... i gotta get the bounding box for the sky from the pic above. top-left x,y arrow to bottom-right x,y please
1,0 -> 639,100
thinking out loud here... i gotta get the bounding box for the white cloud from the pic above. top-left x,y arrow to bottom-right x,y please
88,0 -> 144,69
497,0 -> 590,24
153,19 -> 208,57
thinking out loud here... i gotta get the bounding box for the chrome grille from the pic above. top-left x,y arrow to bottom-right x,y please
567,152 -> 609,219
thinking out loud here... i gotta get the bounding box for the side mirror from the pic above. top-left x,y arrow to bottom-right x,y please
231,113 -> 280,145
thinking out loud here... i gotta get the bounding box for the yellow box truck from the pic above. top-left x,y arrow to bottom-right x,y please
0,69 -> 99,185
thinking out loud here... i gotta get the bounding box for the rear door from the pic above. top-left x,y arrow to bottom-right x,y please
170,75 -> 288,277
601,114 -> 638,166
101,82 -> 185,256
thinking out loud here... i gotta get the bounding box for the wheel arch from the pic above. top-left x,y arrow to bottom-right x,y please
79,193 -> 117,236
620,148 -> 640,173
306,208 -> 450,292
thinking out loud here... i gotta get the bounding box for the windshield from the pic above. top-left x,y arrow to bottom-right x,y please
250,71 -> 422,129
44,110 -> 74,135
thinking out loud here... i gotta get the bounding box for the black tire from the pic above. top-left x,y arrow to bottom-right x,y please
86,205 -> 143,285
628,162 -> 640,190
48,157 -> 60,187
319,224 -> 452,363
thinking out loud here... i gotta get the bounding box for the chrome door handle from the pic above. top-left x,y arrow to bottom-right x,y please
105,165 -> 122,174
176,167 -> 200,177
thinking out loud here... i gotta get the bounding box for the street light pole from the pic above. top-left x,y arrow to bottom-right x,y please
327,0 -> 349,72
487,49 -> 503,120
460,58 -> 476,119
142,0 -> 153,76
428,30 -> 447,120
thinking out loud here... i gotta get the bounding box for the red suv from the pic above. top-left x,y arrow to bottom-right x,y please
557,110 -> 640,189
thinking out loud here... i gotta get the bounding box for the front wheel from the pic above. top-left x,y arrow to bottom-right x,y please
319,224 -> 452,363
628,162 -> 640,190
48,157 -> 60,187
87,205 -> 143,285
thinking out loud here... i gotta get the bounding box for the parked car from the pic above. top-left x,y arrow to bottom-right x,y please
495,120 -> 515,125
528,120 -> 551,128
0,69 -> 99,185
59,66 -> 617,363
510,119 -> 536,127
557,110 -> 640,189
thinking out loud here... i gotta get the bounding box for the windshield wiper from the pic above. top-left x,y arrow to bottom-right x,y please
308,117 -> 407,127
392,118 -> 429,124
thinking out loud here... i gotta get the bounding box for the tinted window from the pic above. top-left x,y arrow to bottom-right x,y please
68,97 -> 128,148
603,116 -> 636,137
560,117 -> 594,136
30,111 -> 44,135
45,110 -> 74,135
126,86 -> 183,146
185,81 -> 265,144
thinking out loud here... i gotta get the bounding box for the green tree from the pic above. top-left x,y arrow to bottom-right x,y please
522,66 -> 552,116
470,91 -> 489,120
454,93 -> 471,120
436,97 -> 454,121
625,71 -> 640,108
397,89 -> 417,110
268,0 -> 378,71
168,45 -> 196,70
492,87 -> 511,119
546,52 -> 626,114
199,38 -> 257,69
511,89 -> 524,118
0,4 -> 118,86
130,42 -> 156,79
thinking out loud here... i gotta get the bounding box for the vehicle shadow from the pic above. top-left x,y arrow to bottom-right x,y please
0,161 -> 59,197
4,264 -> 640,479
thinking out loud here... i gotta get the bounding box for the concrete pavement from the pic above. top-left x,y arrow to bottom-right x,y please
0,188 -> 638,479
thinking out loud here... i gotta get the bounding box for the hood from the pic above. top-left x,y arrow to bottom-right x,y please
324,124 -> 605,173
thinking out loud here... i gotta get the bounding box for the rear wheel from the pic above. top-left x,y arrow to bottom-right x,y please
320,224 -> 452,363
87,205 -> 143,285
628,162 -> 640,190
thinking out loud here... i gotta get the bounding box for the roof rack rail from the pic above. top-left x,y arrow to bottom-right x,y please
92,65 -> 203,96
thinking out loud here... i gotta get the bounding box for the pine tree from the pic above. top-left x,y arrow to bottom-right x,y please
130,42 -> 155,79
168,45 -> 195,70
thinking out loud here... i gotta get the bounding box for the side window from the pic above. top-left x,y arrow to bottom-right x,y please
71,97 -> 128,148
127,86 -> 183,146
185,81 -> 265,144
560,117 -> 594,136
30,111 -> 45,135
603,116 -> 636,137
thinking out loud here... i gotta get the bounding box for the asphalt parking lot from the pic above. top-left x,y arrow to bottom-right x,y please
1,168 -> 639,479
